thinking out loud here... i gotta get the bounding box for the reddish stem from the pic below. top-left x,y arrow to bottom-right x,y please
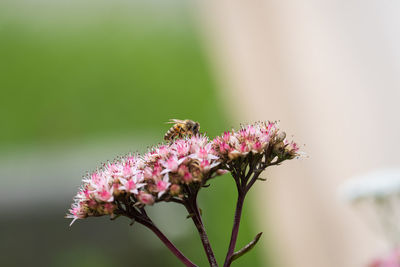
223,192 -> 246,267
185,198 -> 218,267
136,217 -> 198,267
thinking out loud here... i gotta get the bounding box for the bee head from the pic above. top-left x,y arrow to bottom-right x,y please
192,122 -> 200,133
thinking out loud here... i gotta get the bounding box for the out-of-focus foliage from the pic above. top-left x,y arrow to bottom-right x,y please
0,1 -> 266,266
0,0 -> 224,147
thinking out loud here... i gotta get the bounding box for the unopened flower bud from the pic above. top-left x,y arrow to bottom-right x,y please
147,183 -> 157,193
170,184 -> 181,196
88,200 -> 97,209
138,192 -> 155,205
273,142 -> 285,155
178,165 -> 188,177
113,183 -> 121,197
183,172 -> 193,183
216,169 -> 229,176
285,142 -> 299,159
228,150 -> 241,160
276,131 -> 286,142
103,203 -> 115,215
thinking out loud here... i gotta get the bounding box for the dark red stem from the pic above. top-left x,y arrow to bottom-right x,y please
185,198 -> 218,267
223,192 -> 245,267
136,217 -> 198,267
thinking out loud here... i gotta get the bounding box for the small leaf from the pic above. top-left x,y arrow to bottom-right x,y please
257,177 -> 267,181
110,214 -> 122,221
229,232 -> 263,264
186,213 -> 195,219
129,219 -> 135,226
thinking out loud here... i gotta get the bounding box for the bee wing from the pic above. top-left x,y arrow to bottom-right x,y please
166,119 -> 184,124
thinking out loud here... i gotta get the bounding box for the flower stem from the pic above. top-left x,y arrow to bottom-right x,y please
185,198 -> 218,267
223,192 -> 246,267
136,217 -> 198,267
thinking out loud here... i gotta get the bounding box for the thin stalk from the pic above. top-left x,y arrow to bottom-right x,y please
223,192 -> 246,267
185,198 -> 218,267
136,217 -> 198,267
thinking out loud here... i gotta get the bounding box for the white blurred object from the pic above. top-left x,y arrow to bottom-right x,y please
340,169 -> 400,202
340,169 -> 400,248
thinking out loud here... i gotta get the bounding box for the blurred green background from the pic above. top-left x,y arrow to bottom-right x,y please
0,0 -> 268,266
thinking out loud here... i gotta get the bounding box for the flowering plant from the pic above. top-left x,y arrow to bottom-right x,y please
67,120 -> 299,267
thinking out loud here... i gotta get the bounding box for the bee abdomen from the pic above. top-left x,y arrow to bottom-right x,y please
164,125 -> 181,141
164,129 -> 174,140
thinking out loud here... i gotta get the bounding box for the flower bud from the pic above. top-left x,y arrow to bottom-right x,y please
137,192 -> 155,205
276,131 -> 286,142
103,203 -> 115,215
169,184 -> 181,196
228,150 -> 241,160
216,169 -> 229,176
273,141 -> 285,155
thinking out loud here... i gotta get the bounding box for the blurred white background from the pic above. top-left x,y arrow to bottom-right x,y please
195,1 -> 400,266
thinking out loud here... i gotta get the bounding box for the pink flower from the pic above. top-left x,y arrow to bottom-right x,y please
213,121 -> 289,160
122,164 -> 134,177
197,148 -> 208,159
252,141 -> 263,153
161,156 -> 185,174
83,189 -> 90,199
108,163 -> 119,178
183,172 -> 193,183
169,184 -> 181,195
175,141 -> 190,157
239,143 -> 249,154
87,199 -> 97,209
200,160 -> 210,170
178,165 -> 189,177
247,125 -> 256,135
156,174 -> 171,198
199,159 -> 220,172
97,187 -> 114,202
119,178 -> 145,195
223,131 -> 231,143
157,146 -> 169,157
103,203 -> 115,214
143,167 -> 153,179
67,202 -> 87,226
68,132 -> 224,226
220,142 -> 230,153
91,172 -> 101,185
166,156 -> 179,172
137,192 -> 155,205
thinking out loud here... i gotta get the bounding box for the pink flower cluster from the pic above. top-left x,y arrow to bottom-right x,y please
66,155 -> 144,225
212,121 -> 299,161
67,122 -> 299,226
67,135 -> 222,225
142,135 -> 221,198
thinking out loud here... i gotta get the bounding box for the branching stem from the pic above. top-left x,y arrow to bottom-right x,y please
185,196 -> 218,267
223,191 -> 246,267
124,205 -> 197,267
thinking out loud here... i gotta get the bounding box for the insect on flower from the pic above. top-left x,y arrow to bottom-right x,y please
164,119 -> 200,141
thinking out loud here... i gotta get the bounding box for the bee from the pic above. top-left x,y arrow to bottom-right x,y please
164,119 -> 200,141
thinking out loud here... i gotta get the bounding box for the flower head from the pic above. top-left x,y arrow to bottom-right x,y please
141,135 -> 222,198
67,154 -> 146,225
67,121 -> 299,226
213,121 -> 299,162
67,135 -> 223,226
